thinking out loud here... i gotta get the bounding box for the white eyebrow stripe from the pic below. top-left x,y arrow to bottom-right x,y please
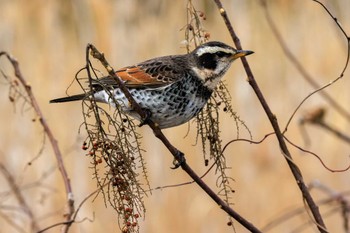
195,46 -> 234,56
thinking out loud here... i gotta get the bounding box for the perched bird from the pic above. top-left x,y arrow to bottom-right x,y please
50,41 -> 253,129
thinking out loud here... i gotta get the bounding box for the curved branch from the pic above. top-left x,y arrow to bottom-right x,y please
0,163 -> 39,232
0,52 -> 74,233
260,0 -> 350,129
211,1 -> 328,232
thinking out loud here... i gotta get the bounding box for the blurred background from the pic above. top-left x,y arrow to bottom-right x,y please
0,0 -> 350,232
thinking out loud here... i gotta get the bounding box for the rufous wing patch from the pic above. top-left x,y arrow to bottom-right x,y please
115,66 -> 168,88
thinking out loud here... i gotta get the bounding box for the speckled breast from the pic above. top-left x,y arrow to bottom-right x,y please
111,75 -> 212,129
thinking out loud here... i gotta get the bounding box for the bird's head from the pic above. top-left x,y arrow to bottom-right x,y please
191,41 -> 253,90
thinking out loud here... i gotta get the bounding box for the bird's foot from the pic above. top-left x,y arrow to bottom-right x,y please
138,108 -> 152,127
171,150 -> 186,169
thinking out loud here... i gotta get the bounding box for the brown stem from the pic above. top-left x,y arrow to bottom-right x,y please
0,52 -> 75,233
212,0 -> 327,232
0,163 -> 40,232
317,121 -> 350,144
259,0 -> 350,131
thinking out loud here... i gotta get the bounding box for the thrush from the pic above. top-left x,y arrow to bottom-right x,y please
50,41 -> 253,128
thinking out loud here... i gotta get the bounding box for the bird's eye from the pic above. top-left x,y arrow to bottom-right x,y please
198,53 -> 217,70
216,52 -> 228,58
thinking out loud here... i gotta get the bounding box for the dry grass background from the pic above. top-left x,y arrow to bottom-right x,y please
0,0 -> 350,232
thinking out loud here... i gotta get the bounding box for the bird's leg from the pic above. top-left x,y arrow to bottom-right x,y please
138,108 -> 152,127
171,150 -> 186,169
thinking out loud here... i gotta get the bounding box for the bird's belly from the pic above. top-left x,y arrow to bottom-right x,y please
96,80 -> 211,129
128,88 -> 207,128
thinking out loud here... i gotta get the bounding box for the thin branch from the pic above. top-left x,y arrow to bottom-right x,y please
38,188 -> 100,233
284,78 -> 345,134
0,163 -> 39,232
309,181 -> 350,232
317,121 -> 350,144
260,0 -> 350,131
300,106 -> 350,145
0,52 -> 75,233
284,136 -> 350,173
0,209 -> 27,233
152,133 -> 274,191
262,188 -> 350,232
212,0 -> 327,232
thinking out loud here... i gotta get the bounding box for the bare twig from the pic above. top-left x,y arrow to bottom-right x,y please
261,184 -> 350,232
317,121 -> 350,144
259,0 -> 350,131
309,181 -> 350,232
0,163 -> 39,232
0,209 -> 27,233
284,136 -> 350,173
300,107 -> 350,145
152,132 -> 274,191
38,187 -> 101,233
0,52 -> 74,233
212,0 -> 327,232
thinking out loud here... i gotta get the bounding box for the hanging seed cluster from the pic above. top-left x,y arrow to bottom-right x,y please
184,0 -> 252,225
77,68 -> 149,232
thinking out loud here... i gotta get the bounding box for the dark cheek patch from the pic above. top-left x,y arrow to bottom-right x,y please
198,53 -> 217,70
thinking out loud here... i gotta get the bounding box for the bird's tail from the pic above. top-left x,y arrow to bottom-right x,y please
49,93 -> 87,103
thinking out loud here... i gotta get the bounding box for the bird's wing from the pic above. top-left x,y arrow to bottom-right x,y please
95,56 -> 185,89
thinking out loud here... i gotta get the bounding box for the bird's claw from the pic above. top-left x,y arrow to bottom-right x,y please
138,108 -> 152,127
171,151 -> 185,169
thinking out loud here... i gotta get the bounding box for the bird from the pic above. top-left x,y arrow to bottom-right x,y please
50,41 -> 253,129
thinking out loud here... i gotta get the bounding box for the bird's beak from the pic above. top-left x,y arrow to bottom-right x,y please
231,50 -> 254,60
